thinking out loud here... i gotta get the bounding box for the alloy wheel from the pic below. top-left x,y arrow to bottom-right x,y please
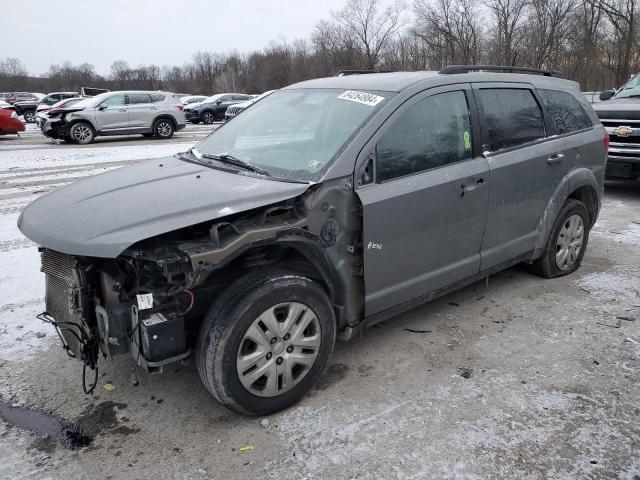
73,125 -> 92,143
236,302 -> 321,397
156,121 -> 172,137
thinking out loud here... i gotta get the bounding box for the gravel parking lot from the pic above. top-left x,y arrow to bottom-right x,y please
0,124 -> 639,479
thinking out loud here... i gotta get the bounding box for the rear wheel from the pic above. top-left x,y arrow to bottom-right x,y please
201,111 -> 215,124
23,111 -> 36,123
69,122 -> 95,144
196,271 -> 336,415
531,199 -> 590,278
153,118 -> 174,138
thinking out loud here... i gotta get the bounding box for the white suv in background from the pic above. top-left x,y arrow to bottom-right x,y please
42,91 -> 187,144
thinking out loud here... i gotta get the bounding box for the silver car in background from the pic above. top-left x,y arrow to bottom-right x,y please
42,91 -> 186,144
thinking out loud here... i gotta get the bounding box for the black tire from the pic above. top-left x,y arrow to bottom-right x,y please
531,199 -> 590,278
69,122 -> 95,145
196,271 -> 336,416
23,111 -> 36,123
201,111 -> 215,124
153,118 -> 174,139
141,133 -> 154,138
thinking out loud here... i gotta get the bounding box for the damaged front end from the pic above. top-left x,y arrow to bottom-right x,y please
36,185 -> 363,393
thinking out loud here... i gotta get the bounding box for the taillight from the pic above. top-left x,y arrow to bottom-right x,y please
604,131 -> 610,151
177,104 -> 184,111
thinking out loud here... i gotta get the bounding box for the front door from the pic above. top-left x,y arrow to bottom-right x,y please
95,93 -> 129,132
356,85 -> 489,316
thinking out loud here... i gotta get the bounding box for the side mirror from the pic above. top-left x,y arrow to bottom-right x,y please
599,90 -> 615,101
98,105 -> 107,111
216,100 -> 222,105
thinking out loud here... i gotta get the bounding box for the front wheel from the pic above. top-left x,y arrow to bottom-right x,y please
196,271 -> 336,415
69,122 -> 95,144
531,199 -> 590,278
24,111 -> 36,123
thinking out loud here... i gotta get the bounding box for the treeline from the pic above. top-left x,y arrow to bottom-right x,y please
2,0 -> 639,95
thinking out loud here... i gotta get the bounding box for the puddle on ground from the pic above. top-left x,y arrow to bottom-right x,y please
0,400 -> 92,450
0,399 -> 137,451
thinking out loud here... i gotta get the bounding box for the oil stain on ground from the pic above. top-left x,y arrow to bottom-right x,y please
0,399 -> 138,451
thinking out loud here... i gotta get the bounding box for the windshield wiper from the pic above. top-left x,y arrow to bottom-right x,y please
201,152 -> 271,177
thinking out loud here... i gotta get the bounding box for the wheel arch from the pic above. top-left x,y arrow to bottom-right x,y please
152,114 -> 176,128
534,167 -> 602,254
196,237 -> 348,330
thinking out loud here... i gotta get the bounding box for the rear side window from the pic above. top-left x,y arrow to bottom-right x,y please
150,93 -> 165,103
477,88 -> 545,151
376,90 -> 473,182
538,89 -> 593,134
127,93 -> 151,104
232,95 -> 249,101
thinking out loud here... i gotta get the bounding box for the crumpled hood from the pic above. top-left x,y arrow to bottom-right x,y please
18,156 -> 310,258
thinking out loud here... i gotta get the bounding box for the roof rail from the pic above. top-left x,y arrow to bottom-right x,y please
439,65 -> 566,79
335,69 -> 394,76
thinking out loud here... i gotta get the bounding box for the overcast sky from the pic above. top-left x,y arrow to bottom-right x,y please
3,0 -> 348,76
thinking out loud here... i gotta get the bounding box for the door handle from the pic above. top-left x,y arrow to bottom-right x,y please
150,107 -> 157,110
547,153 -> 565,164
118,109 -> 127,112
460,177 -> 485,197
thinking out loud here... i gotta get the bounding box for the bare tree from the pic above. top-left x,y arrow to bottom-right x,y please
598,0 -> 640,84
413,0 -> 485,66
485,0 -> 527,65
332,0 -> 408,69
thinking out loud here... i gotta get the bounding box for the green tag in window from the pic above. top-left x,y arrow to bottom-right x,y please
464,131 -> 471,149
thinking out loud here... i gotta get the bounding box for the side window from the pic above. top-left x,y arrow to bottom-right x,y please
150,93 -> 165,103
376,90 -> 473,182
538,89 -> 593,134
102,94 -> 126,107
44,95 -> 59,105
127,93 -> 151,104
219,95 -> 232,102
477,88 -> 546,152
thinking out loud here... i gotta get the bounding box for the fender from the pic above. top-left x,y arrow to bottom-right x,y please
534,167 -> 601,254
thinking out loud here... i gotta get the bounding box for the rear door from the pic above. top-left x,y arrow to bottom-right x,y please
356,84 -> 489,316
473,83 -> 565,270
126,93 -> 154,129
95,93 -> 129,132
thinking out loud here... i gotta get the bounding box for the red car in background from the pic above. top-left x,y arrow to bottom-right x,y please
0,108 -> 26,135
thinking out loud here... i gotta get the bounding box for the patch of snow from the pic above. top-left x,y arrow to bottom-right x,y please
575,270 -> 640,300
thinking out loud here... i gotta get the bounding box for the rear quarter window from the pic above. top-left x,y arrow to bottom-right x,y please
150,93 -> 165,103
538,89 -> 593,134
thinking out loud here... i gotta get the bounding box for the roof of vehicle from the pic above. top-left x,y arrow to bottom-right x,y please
286,70 -> 577,93
46,91 -> 78,95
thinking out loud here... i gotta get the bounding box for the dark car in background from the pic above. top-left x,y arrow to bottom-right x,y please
184,93 -> 251,124
15,92 -> 78,123
224,90 -> 275,121
593,73 -> 640,179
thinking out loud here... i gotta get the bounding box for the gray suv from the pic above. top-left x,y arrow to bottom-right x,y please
42,90 -> 186,144
19,66 -> 606,415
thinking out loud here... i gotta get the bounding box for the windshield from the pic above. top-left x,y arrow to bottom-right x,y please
614,74 -> 640,99
193,88 -> 391,182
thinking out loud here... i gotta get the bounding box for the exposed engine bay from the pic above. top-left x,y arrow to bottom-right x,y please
37,184 -> 364,393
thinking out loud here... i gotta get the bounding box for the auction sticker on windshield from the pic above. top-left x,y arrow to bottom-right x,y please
338,90 -> 385,107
